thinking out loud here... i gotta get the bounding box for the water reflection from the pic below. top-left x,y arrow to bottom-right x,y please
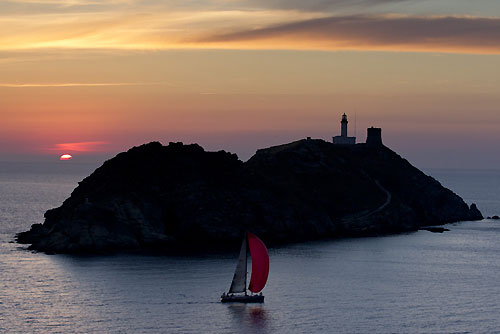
226,304 -> 270,334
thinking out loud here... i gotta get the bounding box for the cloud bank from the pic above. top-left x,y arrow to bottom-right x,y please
197,15 -> 500,54
1,1 -> 500,54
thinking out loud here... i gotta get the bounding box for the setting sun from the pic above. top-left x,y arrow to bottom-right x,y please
60,154 -> 72,160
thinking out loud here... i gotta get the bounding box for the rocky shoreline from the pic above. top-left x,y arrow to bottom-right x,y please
17,139 -> 483,254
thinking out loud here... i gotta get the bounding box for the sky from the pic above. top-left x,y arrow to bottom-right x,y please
1,0 -> 500,168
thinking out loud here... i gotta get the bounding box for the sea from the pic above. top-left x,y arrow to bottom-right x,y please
1,161 -> 500,333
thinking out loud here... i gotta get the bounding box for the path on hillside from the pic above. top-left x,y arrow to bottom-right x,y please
361,180 -> 392,218
342,179 -> 392,222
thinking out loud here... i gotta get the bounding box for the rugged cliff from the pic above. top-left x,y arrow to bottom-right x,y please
17,140 -> 482,253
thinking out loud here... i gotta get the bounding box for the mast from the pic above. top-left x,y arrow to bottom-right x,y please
228,233 -> 248,294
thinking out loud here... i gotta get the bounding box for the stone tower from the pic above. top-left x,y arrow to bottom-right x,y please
366,127 -> 382,146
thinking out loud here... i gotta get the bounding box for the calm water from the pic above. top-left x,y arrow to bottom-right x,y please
1,161 -> 500,333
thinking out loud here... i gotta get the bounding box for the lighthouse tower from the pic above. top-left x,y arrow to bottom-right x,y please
333,113 -> 356,145
341,113 -> 348,137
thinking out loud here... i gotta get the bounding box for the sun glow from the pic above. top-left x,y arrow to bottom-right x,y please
60,154 -> 72,160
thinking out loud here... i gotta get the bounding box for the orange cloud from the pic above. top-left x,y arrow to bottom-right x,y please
52,141 -> 108,152
0,8 -> 313,50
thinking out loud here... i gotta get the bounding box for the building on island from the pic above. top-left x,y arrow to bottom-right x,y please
366,126 -> 383,146
333,113 -> 356,145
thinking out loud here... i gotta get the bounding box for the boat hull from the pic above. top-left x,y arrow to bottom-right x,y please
221,294 -> 264,303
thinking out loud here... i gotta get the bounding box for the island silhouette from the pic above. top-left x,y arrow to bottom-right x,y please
17,130 -> 482,254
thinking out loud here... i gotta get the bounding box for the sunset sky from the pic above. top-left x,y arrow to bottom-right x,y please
1,0 -> 500,168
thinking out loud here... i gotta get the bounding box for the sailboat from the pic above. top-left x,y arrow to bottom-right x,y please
221,232 -> 269,303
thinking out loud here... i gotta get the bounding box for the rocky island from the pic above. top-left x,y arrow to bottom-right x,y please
17,137 -> 483,254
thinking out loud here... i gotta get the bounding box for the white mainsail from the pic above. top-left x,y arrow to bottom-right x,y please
228,236 -> 247,293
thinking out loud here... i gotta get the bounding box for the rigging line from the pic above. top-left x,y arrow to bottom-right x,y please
355,109 -> 357,138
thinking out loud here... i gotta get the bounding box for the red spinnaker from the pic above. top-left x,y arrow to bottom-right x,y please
247,232 -> 269,293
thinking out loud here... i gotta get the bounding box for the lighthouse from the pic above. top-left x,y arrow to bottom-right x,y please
341,113 -> 348,137
333,113 -> 356,145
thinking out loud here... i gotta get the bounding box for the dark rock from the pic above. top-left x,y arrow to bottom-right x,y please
469,203 -> 483,220
17,140 -> 483,254
419,227 -> 450,233
492,215 -> 500,220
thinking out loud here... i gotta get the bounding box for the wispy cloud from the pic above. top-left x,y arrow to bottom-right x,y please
52,141 -> 108,152
0,82 -> 162,87
197,15 -> 500,54
0,8 -> 318,50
